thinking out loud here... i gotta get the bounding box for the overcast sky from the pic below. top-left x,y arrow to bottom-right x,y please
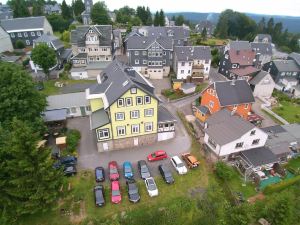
95,0 -> 300,17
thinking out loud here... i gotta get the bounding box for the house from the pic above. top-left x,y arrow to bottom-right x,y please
199,80 -> 255,122
195,20 -> 215,37
0,16 -> 53,47
249,70 -> 275,98
126,36 -> 173,79
224,40 -> 251,53
203,109 -> 268,160
262,60 -> 300,94
250,42 -> 272,66
173,46 -> 211,82
0,25 -> 13,52
81,0 -> 93,25
0,4 -> 13,20
113,29 -> 122,56
262,124 -> 300,162
86,59 -> 176,152
254,34 -> 272,43
44,4 -> 61,15
46,92 -> 91,117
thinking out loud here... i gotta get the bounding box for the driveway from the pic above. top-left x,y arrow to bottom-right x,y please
251,98 -> 278,127
149,78 -> 171,95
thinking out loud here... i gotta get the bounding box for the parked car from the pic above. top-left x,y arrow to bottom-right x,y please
35,82 -> 44,91
181,153 -> 200,169
95,167 -> 105,182
111,180 -> 122,204
123,161 -> 134,179
138,160 -> 151,179
63,165 -> 77,176
126,179 -> 140,203
145,177 -> 158,197
158,165 -> 174,184
147,150 -> 168,161
53,155 -> 77,169
94,185 -> 105,207
170,156 -> 187,175
108,161 -> 120,181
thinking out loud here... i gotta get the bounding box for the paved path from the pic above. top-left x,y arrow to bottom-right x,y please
251,98 -> 278,127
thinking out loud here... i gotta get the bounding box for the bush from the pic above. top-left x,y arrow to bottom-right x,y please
64,62 -> 72,71
22,58 -> 30,67
263,175 -> 300,194
15,40 -> 25,49
66,129 -> 81,153
215,162 -> 235,181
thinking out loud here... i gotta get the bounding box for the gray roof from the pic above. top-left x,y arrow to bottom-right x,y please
229,40 -> 251,51
88,59 -> 156,107
158,105 -> 177,123
43,109 -> 67,122
72,53 -> 87,59
282,123 -> 300,140
0,16 -> 46,31
124,30 -> 143,42
34,34 -> 64,49
0,55 -> 20,62
272,60 -> 300,72
70,25 -> 112,47
86,61 -> 111,70
195,20 -> 214,32
70,67 -> 86,73
126,36 -> 173,50
205,109 -> 256,145
251,42 -> 272,55
256,34 -> 272,43
174,46 -> 211,61
90,109 -> 109,129
46,92 -> 89,110
249,71 -> 271,85
289,52 -> 300,67
44,4 -> 61,12
240,146 -> 278,167
60,48 -> 72,60
212,80 -> 255,106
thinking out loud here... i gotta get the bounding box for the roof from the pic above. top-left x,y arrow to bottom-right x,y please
72,53 -> 87,59
126,36 -> 172,50
90,109 -> 110,129
86,61 -> 111,70
229,41 -> 251,51
196,105 -> 210,114
251,42 -> 272,55
181,83 -> 196,90
249,71 -> 271,85
158,105 -> 177,123
282,123 -> 300,139
43,109 -> 67,122
195,20 -> 214,30
174,46 -> 211,61
70,25 -> 112,47
46,92 -> 89,110
60,48 -> 72,60
261,125 -> 287,134
0,16 -> 46,31
229,49 -> 256,66
256,34 -> 272,43
272,60 -> 300,72
0,55 -> 20,62
124,30 -> 143,42
240,146 -> 278,167
34,33 -> 64,49
205,109 -> 256,145
289,52 -> 300,66
212,80 -> 255,106
229,66 -> 260,77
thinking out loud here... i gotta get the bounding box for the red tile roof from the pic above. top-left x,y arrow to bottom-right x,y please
229,66 -> 260,77
229,49 -> 256,66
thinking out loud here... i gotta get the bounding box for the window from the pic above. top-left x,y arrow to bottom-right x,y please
131,110 -> 139,119
24,32 -> 28,37
71,107 -> 77,114
252,139 -> 260,145
245,104 -> 249,109
131,124 -> 140,134
117,99 -> 124,107
10,33 -> 15,38
188,70 -> 191,74
131,88 -> 137,94
145,122 -> 153,132
181,62 -> 185,66
181,70 -> 184,74
25,40 -> 30,45
143,51 -> 147,55
145,96 -> 151,104
18,32 -> 22,37
163,51 -> 166,55
94,48 -> 98,51
209,100 -> 214,108
31,32 -> 35,36
189,62 -> 192,66
126,97 -> 132,106
235,142 -> 244,149
135,59 -> 139,64
135,51 -> 139,55
163,60 -> 166,64
97,128 -> 109,139
37,31 -> 41,36
117,126 -> 126,136
115,112 -> 125,121
144,108 -> 154,117
136,96 -> 143,105
86,106 -> 91,111
143,60 -> 147,64
250,130 -> 256,136
233,104 -> 237,110
103,48 -> 107,51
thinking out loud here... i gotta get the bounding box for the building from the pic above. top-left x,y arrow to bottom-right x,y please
81,0 -> 93,25
0,4 -> 13,20
86,59 -> 176,152
113,29 -> 122,56
288,52 -> 300,68
250,42 -> 272,66
254,34 -> 272,43
0,16 -> 53,47
70,61 -> 111,79
224,40 -> 251,53
126,36 -> 173,79
0,25 -> 13,52
195,20 -> 215,37
199,80 -> 255,122
173,46 -> 211,81
249,70 -> 275,98
203,109 -> 268,160
44,4 -> 61,15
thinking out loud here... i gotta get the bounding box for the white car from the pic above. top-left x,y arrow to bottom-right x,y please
145,177 -> 158,197
170,156 -> 188,175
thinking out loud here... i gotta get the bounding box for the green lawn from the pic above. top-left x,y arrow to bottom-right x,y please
286,157 -> 300,174
189,34 -> 228,46
161,83 -> 207,100
272,101 -> 300,123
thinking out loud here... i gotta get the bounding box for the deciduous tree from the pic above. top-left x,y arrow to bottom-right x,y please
91,1 -> 111,25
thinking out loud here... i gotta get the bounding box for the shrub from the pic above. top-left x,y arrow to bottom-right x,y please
263,175 -> 300,194
215,162 -> 235,181
66,129 -> 81,153
15,40 -> 25,49
22,58 -> 30,67
64,62 -> 72,71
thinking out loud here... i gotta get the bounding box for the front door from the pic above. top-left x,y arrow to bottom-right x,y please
103,143 -> 108,151
80,106 -> 86,116
134,138 -> 139,146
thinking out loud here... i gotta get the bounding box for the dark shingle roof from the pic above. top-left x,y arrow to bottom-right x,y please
229,41 -> 251,51
43,109 -> 67,122
251,42 -> 272,55
249,71 -> 272,85
72,53 -> 87,59
158,105 -> 177,123
90,109 -> 110,129
0,16 -> 46,31
289,52 -> 300,67
240,146 -> 278,167
214,80 -> 255,106
272,60 -> 300,72
34,34 -> 64,49
126,36 -> 172,50
174,46 -> 211,61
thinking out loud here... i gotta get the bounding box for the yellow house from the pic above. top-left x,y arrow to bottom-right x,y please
86,60 -> 177,152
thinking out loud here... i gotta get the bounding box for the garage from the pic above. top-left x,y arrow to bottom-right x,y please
158,131 -> 175,141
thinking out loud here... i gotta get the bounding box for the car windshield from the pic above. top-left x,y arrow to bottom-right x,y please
112,190 -> 120,196
125,167 -> 132,173
129,185 -> 138,195
147,179 -> 156,190
96,169 -> 103,176
141,166 -> 148,173
110,168 -> 117,174
165,172 -> 172,177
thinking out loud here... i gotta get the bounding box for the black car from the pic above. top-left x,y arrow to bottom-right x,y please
138,160 -> 151,180
159,165 -> 174,184
95,167 -> 105,182
126,179 -> 140,203
94,185 -> 105,207
64,165 -> 77,176
60,155 -> 77,165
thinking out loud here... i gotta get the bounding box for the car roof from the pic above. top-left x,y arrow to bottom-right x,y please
111,181 -> 120,189
123,161 -> 132,167
187,155 -> 197,163
172,156 -> 182,164
155,150 -> 166,154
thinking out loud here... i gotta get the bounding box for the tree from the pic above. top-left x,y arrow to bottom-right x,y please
46,14 -> 71,32
201,27 -> 207,41
15,40 -> 25,49
175,15 -> 185,26
0,119 -> 63,220
7,0 -> 30,18
267,18 -> 274,35
257,17 -> 266,33
61,30 -> 70,42
116,6 -> 135,24
159,9 -> 165,26
73,0 -> 85,17
0,62 -> 46,126
215,161 -> 235,180
31,43 -> 57,78
145,7 -> 153,25
153,11 -> 160,26
32,0 -> 45,16
91,1 -> 111,25
225,204 -> 255,225
61,0 -> 71,19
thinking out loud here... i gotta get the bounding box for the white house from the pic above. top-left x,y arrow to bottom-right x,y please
204,109 -> 268,160
0,25 -> 13,53
249,70 -> 275,98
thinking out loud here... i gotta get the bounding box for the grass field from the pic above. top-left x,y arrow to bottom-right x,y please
273,101 -> 300,123
161,83 -> 207,100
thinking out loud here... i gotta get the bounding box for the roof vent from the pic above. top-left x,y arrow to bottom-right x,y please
122,80 -> 129,87
142,40 -> 146,44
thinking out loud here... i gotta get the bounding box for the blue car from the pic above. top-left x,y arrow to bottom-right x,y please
123,161 -> 134,179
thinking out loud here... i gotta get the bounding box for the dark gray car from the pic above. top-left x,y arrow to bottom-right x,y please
94,185 -> 105,207
138,160 -> 151,180
158,165 -> 174,184
126,179 -> 140,203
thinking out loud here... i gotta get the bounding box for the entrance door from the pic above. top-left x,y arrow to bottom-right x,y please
80,106 -> 86,116
103,143 -> 109,151
134,138 -> 139,146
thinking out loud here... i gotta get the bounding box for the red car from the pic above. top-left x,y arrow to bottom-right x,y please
111,180 -> 121,204
147,150 -> 168,161
108,161 -> 119,181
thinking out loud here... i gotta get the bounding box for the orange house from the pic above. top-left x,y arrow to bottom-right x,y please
198,80 -> 255,122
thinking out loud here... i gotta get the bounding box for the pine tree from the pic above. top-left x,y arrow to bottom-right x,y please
159,9 -> 165,26
73,0 -> 85,17
61,0 -> 71,19
146,7 -> 153,25
153,11 -> 160,26
201,27 -> 207,41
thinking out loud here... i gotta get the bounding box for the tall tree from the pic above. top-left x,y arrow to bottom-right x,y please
159,9 -> 165,26
7,0 -> 30,17
116,6 -> 135,24
175,15 -> 185,26
267,18 -> 274,35
61,0 -> 71,19
145,7 -> 153,25
73,0 -> 85,17
32,0 -> 45,16
91,1 -> 111,25
257,17 -> 266,33
46,14 -> 71,32
153,11 -> 160,26
31,43 -> 57,78
201,27 -> 207,41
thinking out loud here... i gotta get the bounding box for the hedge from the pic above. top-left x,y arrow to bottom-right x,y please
263,175 -> 300,194
66,129 -> 81,153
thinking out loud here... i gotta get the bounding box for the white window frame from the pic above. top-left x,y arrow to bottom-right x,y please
235,142 -> 244,149
135,51 -> 139,55
115,112 -> 125,121
181,70 -> 184,74
37,31 -> 41,36
126,97 -> 132,106
25,40 -> 30,45
31,32 -> 35,36
143,60 -> 147,64
117,99 -> 124,107
131,110 -> 139,119
10,33 -> 15,38
131,87 -> 137,94
117,126 -> 126,136
209,100 -> 214,108
97,128 -> 110,140
135,59 -> 139,64
144,108 -> 154,117
143,51 -> 147,56
131,124 -> 140,134
144,96 -> 151,104
24,32 -> 28,37
18,32 -> 22,37
71,107 -> 77,114
136,96 -> 143,105
145,122 -> 153,132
